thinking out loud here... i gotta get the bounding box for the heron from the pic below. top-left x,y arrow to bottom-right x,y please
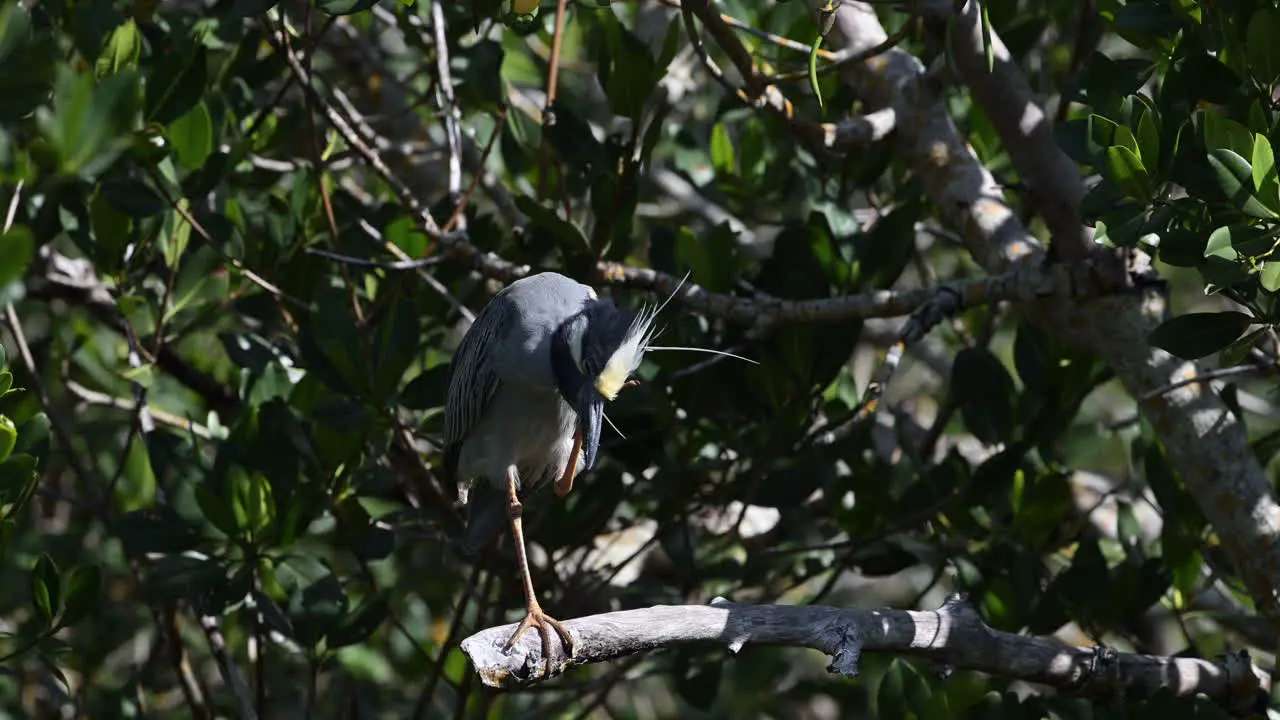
442,271 -> 665,672
443,270 -> 751,672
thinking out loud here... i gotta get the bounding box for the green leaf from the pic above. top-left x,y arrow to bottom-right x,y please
99,177 -> 165,218
540,99 -> 608,183
37,654 -> 70,694
0,518 -> 13,558
327,590 -> 390,648
1201,112 -> 1254,160
1114,1 -> 1179,39
1085,113 -> 1119,162
0,415 -> 15,465
1148,311 -> 1253,360
1246,9 -> 1280,87
710,123 -> 735,175
399,363 -> 449,411
1262,262 -> 1280,292
145,43 -> 207,125
851,540 -> 919,576
288,571 -> 348,647
1116,500 -> 1143,556
56,565 -> 101,629
1080,55 -> 1153,111
95,18 -> 140,78
121,362 -> 155,388
167,102 -> 213,170
115,507 -> 202,556
860,194 -> 923,289
877,657 -> 908,718
0,225 -> 33,289
162,200 -> 192,269
596,14 -> 658,120
225,0 -> 282,18
89,188 -> 132,273
253,583 -> 294,632
1135,109 -> 1160,172
0,1 -> 31,68
1,413 -> 36,464
196,477 -> 239,539
919,691 -> 952,720
370,301 -> 420,405
0,453 -> 39,516
314,0 -> 380,15
1251,134 -> 1276,193
30,554 -> 60,627
1220,326 -> 1267,368
1203,224 -> 1276,262
1113,125 -> 1140,156
673,650 -> 722,710
144,554 -> 226,602
117,436 -> 157,512
1252,134 -> 1280,213
1206,148 -> 1276,219
1104,145 -> 1152,201
951,347 -> 1016,445
0,13 -> 52,123
513,195 -> 590,251
234,468 -> 275,539
42,66 -> 139,178
1183,53 -> 1242,104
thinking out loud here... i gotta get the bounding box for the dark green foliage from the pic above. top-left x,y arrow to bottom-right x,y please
0,0 -> 1271,717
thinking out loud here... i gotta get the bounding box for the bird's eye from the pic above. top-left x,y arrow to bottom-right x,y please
566,316 -> 587,373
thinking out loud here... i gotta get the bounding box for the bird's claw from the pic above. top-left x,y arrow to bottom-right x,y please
504,606 -> 575,676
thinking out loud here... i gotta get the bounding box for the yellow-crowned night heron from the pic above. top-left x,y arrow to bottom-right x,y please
443,271 -> 655,665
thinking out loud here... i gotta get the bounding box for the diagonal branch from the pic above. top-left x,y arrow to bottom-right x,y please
806,0 -> 1280,625
598,249 -> 1130,330
680,0 -> 896,154
461,594 -> 1267,715
261,16 -> 1136,339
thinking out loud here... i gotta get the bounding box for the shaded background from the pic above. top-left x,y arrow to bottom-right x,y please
0,0 -> 1278,717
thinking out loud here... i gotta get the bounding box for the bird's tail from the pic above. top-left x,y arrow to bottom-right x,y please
455,484 -> 508,561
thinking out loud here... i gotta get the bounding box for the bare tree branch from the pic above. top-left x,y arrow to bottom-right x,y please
258,16 -> 1139,345
598,250 -> 1130,330
461,594 -> 1267,714
810,0 -> 1280,625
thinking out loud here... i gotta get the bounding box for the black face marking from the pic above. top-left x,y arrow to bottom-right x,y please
577,301 -> 636,378
550,313 -> 588,404
549,298 -> 636,401
549,297 -> 637,474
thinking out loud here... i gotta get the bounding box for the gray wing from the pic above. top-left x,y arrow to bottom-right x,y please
441,285 -> 514,496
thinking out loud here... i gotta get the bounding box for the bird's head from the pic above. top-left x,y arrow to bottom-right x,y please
550,298 -> 655,473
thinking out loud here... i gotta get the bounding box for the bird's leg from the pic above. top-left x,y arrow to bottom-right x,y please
503,465 -> 575,673
554,426 -> 583,498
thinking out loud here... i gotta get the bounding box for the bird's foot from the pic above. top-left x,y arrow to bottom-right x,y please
504,605 -> 575,676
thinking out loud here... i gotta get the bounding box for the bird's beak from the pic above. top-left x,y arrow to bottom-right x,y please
575,386 -> 604,473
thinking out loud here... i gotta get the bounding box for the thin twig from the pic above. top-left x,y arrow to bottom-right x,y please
443,101 -> 508,234
430,0 -> 464,226
143,166 -> 303,309
1137,364 -> 1270,403
197,614 -> 258,720
762,18 -> 915,84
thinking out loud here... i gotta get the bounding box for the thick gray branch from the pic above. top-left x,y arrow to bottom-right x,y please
461,595 -> 1265,712
917,0 -> 1280,625
808,0 -> 1280,623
